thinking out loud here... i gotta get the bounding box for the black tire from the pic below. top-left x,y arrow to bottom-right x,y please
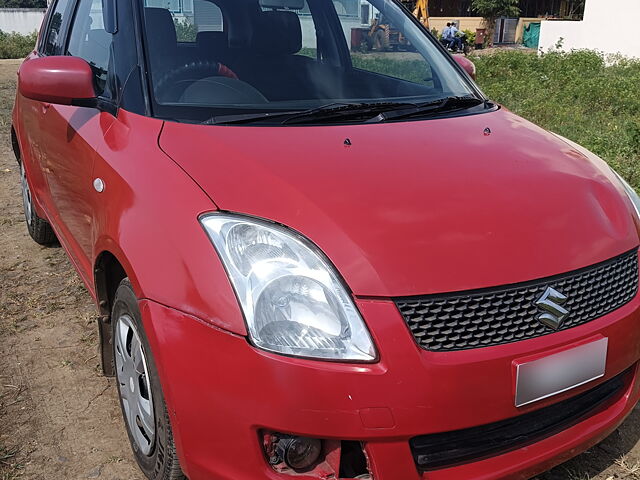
112,279 -> 185,480
19,161 -> 57,245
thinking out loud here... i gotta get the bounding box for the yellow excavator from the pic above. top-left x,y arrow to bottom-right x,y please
410,0 -> 430,28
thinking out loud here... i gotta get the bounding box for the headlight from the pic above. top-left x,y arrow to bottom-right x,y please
611,169 -> 640,219
200,214 -> 377,361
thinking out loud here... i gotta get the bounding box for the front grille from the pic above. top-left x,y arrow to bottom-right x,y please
395,249 -> 638,352
410,369 -> 630,471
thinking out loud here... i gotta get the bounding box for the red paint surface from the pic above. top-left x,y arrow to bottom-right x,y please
12,53 -> 640,478
18,55 -> 96,105
453,54 -> 476,79
140,294 -> 640,480
159,109 -> 639,298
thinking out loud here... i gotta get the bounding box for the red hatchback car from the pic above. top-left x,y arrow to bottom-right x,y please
11,0 -> 640,479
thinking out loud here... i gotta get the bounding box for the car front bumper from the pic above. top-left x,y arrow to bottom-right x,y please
139,285 -> 640,480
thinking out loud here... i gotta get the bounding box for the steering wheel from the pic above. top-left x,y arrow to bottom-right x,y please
154,60 -> 239,102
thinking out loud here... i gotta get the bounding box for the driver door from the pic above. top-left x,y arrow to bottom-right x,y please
37,0 -> 116,285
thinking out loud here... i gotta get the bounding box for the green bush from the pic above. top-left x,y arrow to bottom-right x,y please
174,18 -> 197,42
463,29 -> 476,45
0,30 -> 37,59
0,0 -> 46,6
474,50 -> 640,188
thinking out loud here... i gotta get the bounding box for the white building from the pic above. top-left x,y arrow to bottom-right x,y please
0,8 -> 46,35
539,0 -> 640,59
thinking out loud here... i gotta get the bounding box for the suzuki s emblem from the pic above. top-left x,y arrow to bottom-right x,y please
535,287 -> 569,330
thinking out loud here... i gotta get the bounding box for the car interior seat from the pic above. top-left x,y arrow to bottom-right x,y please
144,7 -> 180,74
231,10 -> 316,100
197,31 -> 232,67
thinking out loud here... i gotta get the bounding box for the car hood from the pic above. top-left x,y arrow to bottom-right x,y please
159,108 -> 639,297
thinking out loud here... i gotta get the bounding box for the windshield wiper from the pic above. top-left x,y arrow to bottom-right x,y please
365,96 -> 486,123
201,97 -> 486,126
201,109 -> 303,125
202,102 -> 416,126
281,97 -> 485,125
280,102 -> 418,125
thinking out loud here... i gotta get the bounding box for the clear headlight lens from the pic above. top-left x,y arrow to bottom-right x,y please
611,169 -> 640,219
200,214 -> 376,361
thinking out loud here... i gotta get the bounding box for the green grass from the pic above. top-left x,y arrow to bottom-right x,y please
473,50 -> 640,188
0,31 -> 36,60
352,54 -> 432,85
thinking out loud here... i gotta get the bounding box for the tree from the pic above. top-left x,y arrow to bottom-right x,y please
471,0 -> 520,47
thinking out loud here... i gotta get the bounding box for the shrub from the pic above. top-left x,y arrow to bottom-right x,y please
0,0 -> 46,6
474,49 -> 640,187
174,18 -> 197,42
463,29 -> 476,45
0,30 -> 37,59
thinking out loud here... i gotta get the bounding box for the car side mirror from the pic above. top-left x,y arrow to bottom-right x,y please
18,56 -> 97,106
452,54 -> 476,81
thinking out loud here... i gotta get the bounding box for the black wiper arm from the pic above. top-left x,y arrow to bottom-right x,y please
280,101 -> 418,125
202,110 -> 302,125
367,96 -> 485,123
202,102 -> 375,125
202,98 -> 484,126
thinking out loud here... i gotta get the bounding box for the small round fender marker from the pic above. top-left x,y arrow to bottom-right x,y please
93,178 -> 105,193
344,138 -> 352,147
483,127 -> 492,136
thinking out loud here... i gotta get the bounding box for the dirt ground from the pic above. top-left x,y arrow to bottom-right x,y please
0,59 -> 639,480
0,59 -> 143,480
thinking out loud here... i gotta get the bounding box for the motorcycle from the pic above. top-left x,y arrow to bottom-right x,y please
440,31 -> 471,55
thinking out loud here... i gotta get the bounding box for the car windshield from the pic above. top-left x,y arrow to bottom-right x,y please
140,0 -> 481,124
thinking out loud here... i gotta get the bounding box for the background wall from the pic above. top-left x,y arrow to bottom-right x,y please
0,8 -> 44,34
539,0 -> 639,58
429,16 -> 485,34
430,17 -> 542,44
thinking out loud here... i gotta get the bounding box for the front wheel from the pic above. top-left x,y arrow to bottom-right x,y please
112,279 -> 185,480
20,162 -> 57,245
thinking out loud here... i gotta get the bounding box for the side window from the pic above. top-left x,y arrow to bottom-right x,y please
67,0 -> 113,96
42,0 -> 72,56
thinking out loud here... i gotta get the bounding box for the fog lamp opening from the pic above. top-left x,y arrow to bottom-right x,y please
279,436 -> 322,470
262,431 -> 372,478
263,432 -> 322,472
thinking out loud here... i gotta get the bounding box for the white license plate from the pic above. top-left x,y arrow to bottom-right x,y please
515,337 -> 608,407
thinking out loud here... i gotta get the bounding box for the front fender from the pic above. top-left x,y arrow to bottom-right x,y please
91,110 -> 247,335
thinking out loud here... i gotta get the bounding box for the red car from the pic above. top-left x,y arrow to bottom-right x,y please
11,0 -> 640,479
